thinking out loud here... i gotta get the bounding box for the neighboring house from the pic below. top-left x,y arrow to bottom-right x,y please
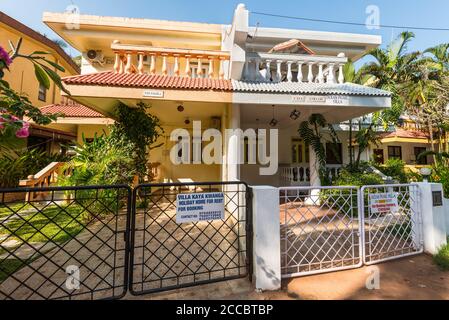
42,4 -> 392,186
0,11 -> 110,154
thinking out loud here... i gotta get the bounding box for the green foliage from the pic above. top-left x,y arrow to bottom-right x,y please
298,114 -> 340,184
372,158 -> 410,183
112,102 -> 163,182
431,165 -> 449,197
433,238 -> 449,271
60,133 -> 136,187
333,167 -> 384,187
0,149 -> 67,188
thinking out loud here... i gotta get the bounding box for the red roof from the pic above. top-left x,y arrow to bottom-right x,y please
381,129 -> 429,140
63,72 -> 233,91
41,99 -> 104,118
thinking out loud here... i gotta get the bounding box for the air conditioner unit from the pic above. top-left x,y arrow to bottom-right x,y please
85,50 -> 105,66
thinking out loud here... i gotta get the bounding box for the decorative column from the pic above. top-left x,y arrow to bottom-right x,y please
149,54 -> 157,75
173,54 -> 180,76
161,54 -> 168,76
185,55 -> 192,77
219,57 -> 225,79
307,63 -> 314,83
137,53 -> 144,75
124,53 -> 132,74
254,59 -> 260,81
327,63 -> 335,84
317,63 -> 325,84
265,60 -> 272,81
297,62 -> 303,82
276,60 -> 282,82
113,53 -> 120,73
197,56 -> 203,78
338,63 -> 345,84
287,61 -> 293,82
208,57 -> 214,78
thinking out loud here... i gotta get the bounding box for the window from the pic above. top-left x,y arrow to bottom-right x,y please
373,149 -> 384,164
326,143 -> 343,165
414,147 -> 428,165
388,146 -> 402,160
291,138 -> 304,164
38,83 -> 47,102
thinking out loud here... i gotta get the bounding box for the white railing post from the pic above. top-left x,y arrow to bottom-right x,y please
265,60 -> 272,81
287,61 -> 293,82
251,186 -> 281,291
307,63 -> 314,83
297,62 -> 303,83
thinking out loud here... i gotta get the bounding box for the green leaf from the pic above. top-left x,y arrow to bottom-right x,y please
42,59 -> 66,73
30,51 -> 50,56
40,64 -> 70,95
33,63 -> 50,90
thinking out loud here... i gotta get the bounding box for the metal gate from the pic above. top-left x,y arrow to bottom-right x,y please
361,184 -> 423,265
129,182 -> 251,295
280,183 -> 423,278
280,186 -> 362,278
0,185 -> 131,300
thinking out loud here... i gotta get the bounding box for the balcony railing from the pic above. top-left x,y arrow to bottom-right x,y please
280,164 -> 343,186
244,52 -> 348,84
111,43 -> 230,79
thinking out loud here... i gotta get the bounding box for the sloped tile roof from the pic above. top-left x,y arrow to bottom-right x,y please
381,128 -> 429,140
232,80 -> 392,97
41,100 -> 104,118
63,72 -> 233,91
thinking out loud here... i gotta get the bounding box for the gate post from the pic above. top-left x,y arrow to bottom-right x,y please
415,182 -> 447,254
251,186 -> 281,291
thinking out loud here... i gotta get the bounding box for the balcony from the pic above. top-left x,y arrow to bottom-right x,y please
243,52 -> 348,84
280,164 -> 342,186
111,42 -> 231,79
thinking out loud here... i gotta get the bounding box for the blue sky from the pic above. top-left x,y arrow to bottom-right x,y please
2,0 -> 449,58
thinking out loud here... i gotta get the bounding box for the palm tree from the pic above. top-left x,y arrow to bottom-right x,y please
361,31 -> 422,125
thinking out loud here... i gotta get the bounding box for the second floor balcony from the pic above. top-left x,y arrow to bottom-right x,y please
111,42 -> 230,79
243,52 -> 348,84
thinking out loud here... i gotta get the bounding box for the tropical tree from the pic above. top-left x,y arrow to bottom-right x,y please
360,31 -> 422,125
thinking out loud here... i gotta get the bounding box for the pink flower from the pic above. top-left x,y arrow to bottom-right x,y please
0,46 -> 12,67
15,126 -> 29,138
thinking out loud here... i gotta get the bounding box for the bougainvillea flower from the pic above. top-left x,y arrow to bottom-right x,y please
0,46 -> 12,67
15,126 -> 30,138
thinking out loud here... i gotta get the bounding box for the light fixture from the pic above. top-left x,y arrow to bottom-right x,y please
419,167 -> 432,182
177,104 -> 185,112
290,109 -> 301,120
184,117 -> 191,125
269,105 -> 278,127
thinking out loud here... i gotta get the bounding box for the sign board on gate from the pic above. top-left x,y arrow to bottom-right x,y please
176,192 -> 225,223
369,192 -> 399,214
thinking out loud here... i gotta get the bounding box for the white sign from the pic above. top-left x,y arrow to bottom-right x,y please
369,192 -> 399,214
176,192 -> 225,223
291,95 -> 350,106
143,90 -> 164,98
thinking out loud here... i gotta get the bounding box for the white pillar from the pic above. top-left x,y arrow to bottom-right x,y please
227,104 -> 241,181
252,186 -> 281,291
307,145 -> 321,205
415,182 -> 447,254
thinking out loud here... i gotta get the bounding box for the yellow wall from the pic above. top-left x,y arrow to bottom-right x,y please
0,21 -> 76,108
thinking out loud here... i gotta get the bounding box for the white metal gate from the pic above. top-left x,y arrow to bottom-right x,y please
280,184 -> 423,278
361,184 -> 423,265
280,186 -> 363,278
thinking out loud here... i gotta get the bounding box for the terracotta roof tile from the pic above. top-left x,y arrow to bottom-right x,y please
381,129 -> 429,140
63,72 -> 233,91
41,100 -> 104,118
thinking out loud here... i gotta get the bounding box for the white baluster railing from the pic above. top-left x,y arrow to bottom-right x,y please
280,165 -> 311,186
111,43 -> 230,79
245,52 -> 348,84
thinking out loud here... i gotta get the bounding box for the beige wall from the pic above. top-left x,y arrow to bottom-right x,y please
0,22 -> 77,108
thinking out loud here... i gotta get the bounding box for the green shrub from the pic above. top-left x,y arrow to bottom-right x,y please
372,158 -> 409,183
333,167 -> 384,187
431,165 -> 449,197
0,149 -> 68,188
433,238 -> 449,271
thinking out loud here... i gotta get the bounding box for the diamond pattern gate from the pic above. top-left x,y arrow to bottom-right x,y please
280,186 -> 362,278
361,184 -> 423,265
129,182 -> 251,295
0,185 -> 131,300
